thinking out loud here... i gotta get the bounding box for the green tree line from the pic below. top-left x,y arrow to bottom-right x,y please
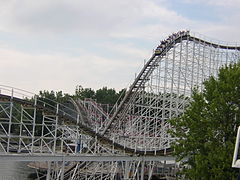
38,85 -> 126,106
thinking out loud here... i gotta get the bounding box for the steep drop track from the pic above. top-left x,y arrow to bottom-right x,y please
103,31 -> 240,134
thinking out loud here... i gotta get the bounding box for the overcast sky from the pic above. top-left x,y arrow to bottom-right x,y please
0,0 -> 240,94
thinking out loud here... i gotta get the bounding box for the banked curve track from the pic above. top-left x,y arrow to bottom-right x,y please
0,88 -> 169,156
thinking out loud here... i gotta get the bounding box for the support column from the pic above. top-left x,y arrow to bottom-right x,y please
140,160 -> 145,180
60,157 -> 65,180
46,161 -> 51,180
124,161 -> 130,180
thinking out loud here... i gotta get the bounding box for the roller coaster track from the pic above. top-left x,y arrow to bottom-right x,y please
1,30 -> 240,179
1,31 -> 239,155
0,87 -> 172,179
0,92 -> 169,156
103,31 -> 240,135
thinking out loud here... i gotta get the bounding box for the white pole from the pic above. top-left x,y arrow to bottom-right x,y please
232,126 -> 240,167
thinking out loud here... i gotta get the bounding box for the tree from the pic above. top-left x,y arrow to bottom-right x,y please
75,85 -> 95,100
95,87 -> 119,104
169,63 -> 240,179
35,90 -> 72,135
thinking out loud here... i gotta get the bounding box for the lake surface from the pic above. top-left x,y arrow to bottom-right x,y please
0,161 -> 35,180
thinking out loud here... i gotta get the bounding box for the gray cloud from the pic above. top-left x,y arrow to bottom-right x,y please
0,0 -> 239,94
0,0 -> 186,38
